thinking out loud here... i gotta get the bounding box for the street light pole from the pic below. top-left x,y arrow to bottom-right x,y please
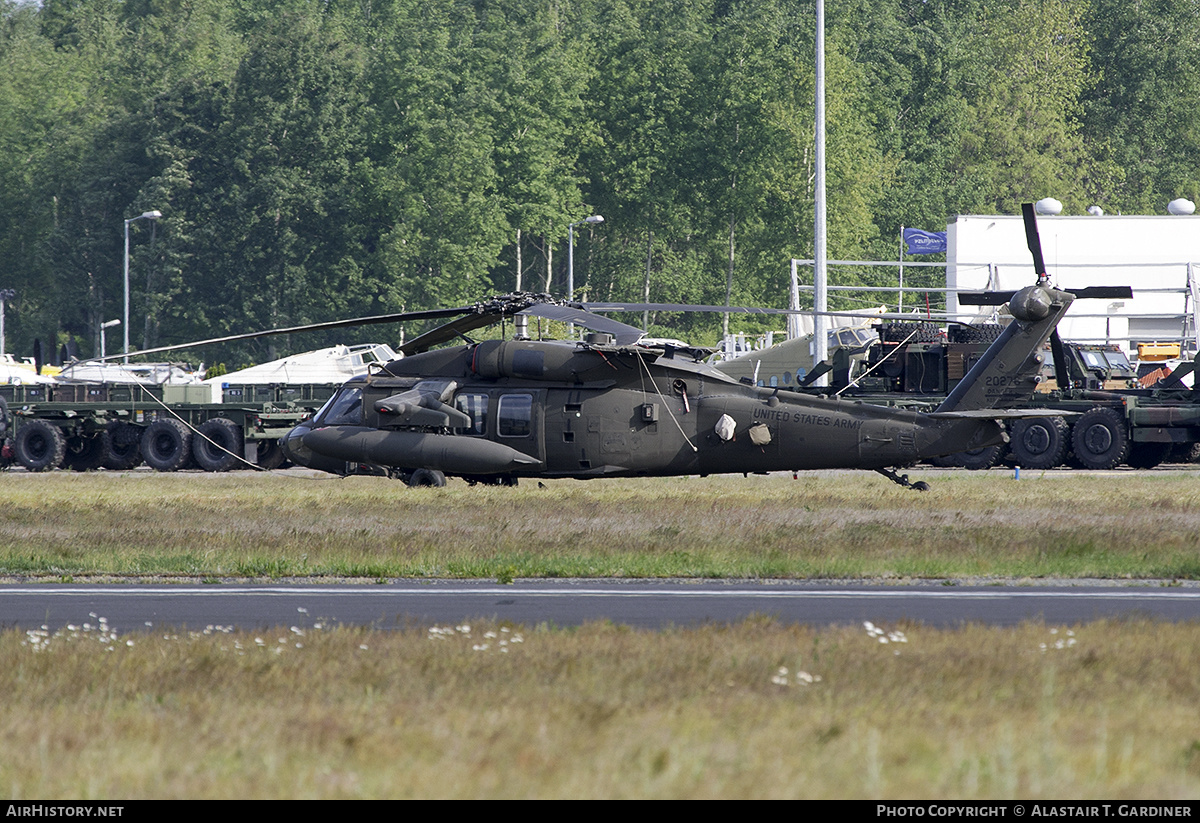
567,215 -> 604,339
124,209 -> 162,363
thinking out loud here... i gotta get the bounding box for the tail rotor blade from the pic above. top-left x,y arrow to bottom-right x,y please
1065,286 -> 1134,300
1022,203 -> 1047,279
1050,329 -> 1070,390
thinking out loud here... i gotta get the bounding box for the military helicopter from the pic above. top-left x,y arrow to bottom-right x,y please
114,204 -> 1128,490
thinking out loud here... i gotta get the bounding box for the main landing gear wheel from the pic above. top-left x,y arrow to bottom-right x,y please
406,468 -> 446,487
1070,407 -> 1129,470
1009,417 -> 1068,469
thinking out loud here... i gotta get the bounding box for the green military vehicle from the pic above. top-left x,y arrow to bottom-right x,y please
0,381 -> 338,472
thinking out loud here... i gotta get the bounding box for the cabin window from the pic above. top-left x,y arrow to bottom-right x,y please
321,387 -> 364,426
497,394 -> 533,438
455,393 -> 489,436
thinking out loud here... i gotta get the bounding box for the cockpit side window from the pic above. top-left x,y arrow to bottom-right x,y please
455,393 -> 489,436
319,387 -> 364,426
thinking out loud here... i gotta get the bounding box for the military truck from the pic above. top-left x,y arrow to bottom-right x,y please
0,381 -> 339,473
809,323 -> 1200,470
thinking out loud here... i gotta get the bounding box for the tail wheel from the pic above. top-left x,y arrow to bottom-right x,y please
1009,417 -> 1068,469
100,421 -> 143,470
14,419 -> 67,471
192,418 -> 244,472
141,418 -> 194,472
1070,406 -> 1129,470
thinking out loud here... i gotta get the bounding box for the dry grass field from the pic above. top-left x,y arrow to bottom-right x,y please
3,468 -> 1200,798
3,618 -> 1200,799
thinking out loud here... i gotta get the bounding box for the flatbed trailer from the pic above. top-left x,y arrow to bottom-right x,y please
0,382 -> 339,472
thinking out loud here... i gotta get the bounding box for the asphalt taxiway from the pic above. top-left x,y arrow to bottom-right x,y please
3,580 -> 1199,632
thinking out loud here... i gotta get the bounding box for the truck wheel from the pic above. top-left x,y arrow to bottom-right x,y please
406,468 -> 446,487
15,419 -> 67,472
1126,441 -> 1171,470
65,435 -> 105,472
193,418 -> 243,472
947,444 -> 1006,470
1168,442 -> 1200,464
1009,417 -> 1068,469
100,422 -> 143,470
0,396 -> 9,440
1070,407 -> 1129,470
256,439 -> 287,470
141,419 -> 194,472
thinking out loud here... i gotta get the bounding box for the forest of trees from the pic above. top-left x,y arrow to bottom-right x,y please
0,0 -> 1197,363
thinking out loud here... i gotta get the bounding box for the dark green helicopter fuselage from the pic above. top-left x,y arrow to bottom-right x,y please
280,284 -> 1072,482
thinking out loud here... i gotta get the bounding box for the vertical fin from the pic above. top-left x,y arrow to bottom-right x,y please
936,286 -> 1074,412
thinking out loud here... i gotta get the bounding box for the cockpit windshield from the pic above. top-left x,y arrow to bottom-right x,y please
316,386 -> 364,426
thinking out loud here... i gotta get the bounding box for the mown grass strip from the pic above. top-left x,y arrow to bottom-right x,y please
3,470 -> 1200,579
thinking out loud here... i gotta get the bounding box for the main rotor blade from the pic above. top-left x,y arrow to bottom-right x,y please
524,303 -> 645,344
82,306 -> 470,363
81,293 -> 569,364
585,301 -> 794,315
1022,202 -> 1047,278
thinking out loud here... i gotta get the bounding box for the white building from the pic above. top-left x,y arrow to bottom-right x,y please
946,211 -> 1200,355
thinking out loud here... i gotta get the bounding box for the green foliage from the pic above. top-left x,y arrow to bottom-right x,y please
0,0 -> 1192,361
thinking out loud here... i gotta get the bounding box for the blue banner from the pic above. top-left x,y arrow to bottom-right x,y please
902,228 -> 947,255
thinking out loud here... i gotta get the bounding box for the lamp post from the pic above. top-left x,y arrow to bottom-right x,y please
100,319 -> 121,359
568,215 -> 603,339
0,288 -> 14,357
124,209 -> 161,363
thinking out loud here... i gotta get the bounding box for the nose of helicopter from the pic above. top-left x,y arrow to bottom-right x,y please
279,421 -> 348,474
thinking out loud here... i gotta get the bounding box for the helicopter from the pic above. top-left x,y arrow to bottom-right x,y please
104,204 -> 1130,490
